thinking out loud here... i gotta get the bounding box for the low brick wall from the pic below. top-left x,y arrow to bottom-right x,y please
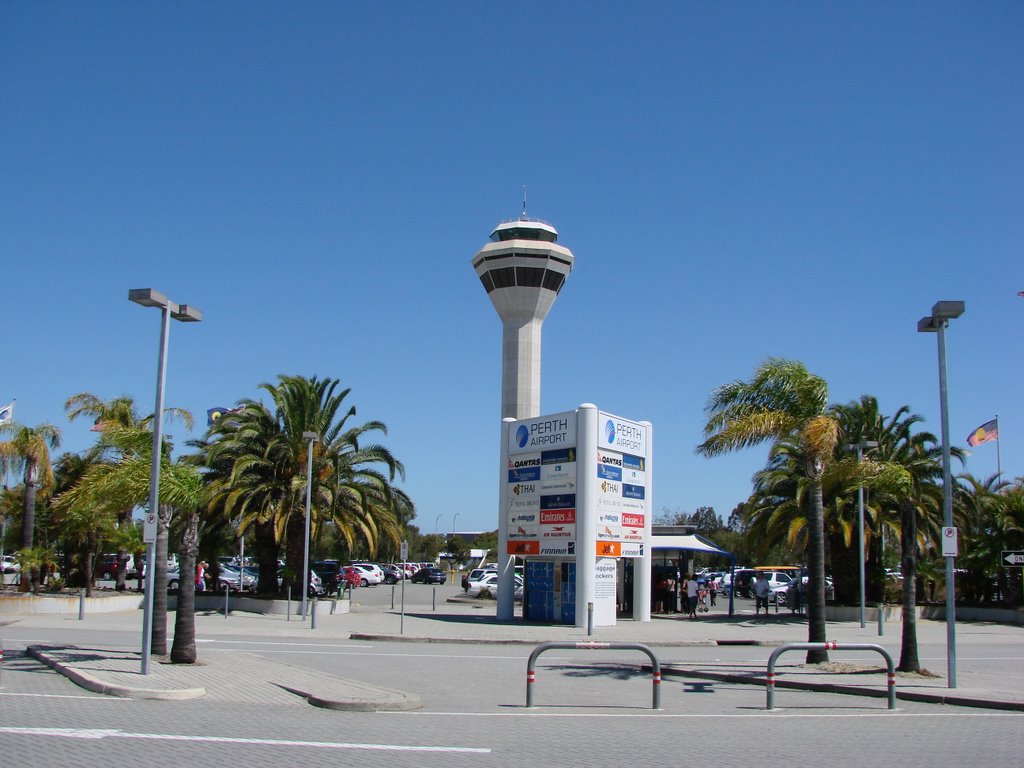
826,603 -> 1024,625
0,592 -> 142,614
0,591 -> 349,616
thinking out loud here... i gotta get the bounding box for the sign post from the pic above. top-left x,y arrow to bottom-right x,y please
399,540 -> 408,633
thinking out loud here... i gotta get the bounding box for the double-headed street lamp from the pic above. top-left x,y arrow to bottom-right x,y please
918,299 -> 964,688
844,440 -> 878,629
300,431 -> 318,619
129,289 -> 202,676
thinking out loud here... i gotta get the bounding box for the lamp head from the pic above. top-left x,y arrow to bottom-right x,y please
172,304 -> 203,322
128,288 -> 170,309
931,300 -> 965,320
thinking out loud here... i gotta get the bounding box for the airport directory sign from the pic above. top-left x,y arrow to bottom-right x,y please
506,411 -> 578,556
596,412 -> 649,558
504,409 -> 650,559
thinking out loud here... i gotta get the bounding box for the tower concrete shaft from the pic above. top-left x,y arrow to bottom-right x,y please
472,218 -> 575,420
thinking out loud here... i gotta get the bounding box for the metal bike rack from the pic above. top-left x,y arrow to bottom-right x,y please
766,641 -> 897,711
526,641 -> 662,709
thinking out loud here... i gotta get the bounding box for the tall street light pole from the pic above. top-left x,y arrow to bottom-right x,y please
300,431 -> 318,619
128,289 -> 202,675
434,513 -> 443,536
918,300 -> 964,688
844,440 -> 878,628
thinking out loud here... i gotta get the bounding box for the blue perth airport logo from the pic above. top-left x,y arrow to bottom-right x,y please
605,419 -> 616,444
516,425 -> 530,448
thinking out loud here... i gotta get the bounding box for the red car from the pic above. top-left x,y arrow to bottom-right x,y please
340,566 -> 362,589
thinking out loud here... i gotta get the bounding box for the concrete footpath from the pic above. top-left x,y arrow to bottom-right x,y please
4,597 -> 1024,712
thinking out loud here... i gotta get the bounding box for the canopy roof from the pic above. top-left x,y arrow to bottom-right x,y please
651,533 -> 732,557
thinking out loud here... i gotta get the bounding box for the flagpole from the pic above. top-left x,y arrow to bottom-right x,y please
995,415 -> 1002,480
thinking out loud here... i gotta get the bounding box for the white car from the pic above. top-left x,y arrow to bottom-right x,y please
1,555 -> 20,573
466,572 -> 523,600
349,563 -> 383,586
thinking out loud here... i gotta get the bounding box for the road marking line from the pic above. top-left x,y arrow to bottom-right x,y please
201,648 -> 527,660
0,693 -> 130,701
382,710 -> 1023,719
0,727 -> 491,753
196,639 -> 371,648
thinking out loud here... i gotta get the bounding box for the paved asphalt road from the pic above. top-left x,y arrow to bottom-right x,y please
1,580 -> 1023,766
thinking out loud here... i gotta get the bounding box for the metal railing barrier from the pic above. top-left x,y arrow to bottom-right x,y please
526,641 -> 662,709
766,641 -> 896,711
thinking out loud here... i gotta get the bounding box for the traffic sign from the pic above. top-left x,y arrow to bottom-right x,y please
143,510 -> 157,544
1002,550 -> 1024,567
941,526 -> 958,557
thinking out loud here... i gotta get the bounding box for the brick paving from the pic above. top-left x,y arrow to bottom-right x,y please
5,593 -> 1024,711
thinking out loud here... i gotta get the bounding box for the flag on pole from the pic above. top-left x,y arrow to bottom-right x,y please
207,406 -> 242,426
967,418 -> 999,447
0,401 -> 14,424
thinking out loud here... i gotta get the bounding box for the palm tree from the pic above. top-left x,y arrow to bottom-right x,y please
197,374 -> 412,596
697,358 -> 838,663
854,404 -> 946,673
51,451 -> 107,591
57,422 -> 193,656
0,421 -> 61,591
65,393 -> 191,591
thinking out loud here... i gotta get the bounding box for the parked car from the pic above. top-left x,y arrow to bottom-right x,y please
94,554 -> 131,581
340,566 -> 362,589
348,563 -> 383,586
313,560 -> 344,594
466,572 -> 523,600
411,566 -> 447,584
214,566 -> 256,593
462,567 -> 495,591
2,555 -> 21,573
381,564 -> 405,584
276,567 -> 326,596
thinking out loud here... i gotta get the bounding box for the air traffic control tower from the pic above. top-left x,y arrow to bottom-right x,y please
471,217 -> 575,420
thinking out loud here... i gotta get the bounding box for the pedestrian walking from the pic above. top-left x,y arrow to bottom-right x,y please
685,574 -> 699,618
754,571 -> 770,617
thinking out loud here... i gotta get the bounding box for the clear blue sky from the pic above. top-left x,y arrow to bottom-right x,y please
2,3 -> 1021,535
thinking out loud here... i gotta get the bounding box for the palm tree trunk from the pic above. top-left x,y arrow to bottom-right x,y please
151,502 -> 172,657
170,510 -> 199,664
254,520 -> 279,595
84,534 -> 96,598
20,464 -> 37,550
806,475 -> 829,663
286,508 -> 306,596
115,508 -> 132,592
898,499 -> 920,672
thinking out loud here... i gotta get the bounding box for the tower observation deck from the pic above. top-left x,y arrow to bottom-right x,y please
472,217 -> 575,420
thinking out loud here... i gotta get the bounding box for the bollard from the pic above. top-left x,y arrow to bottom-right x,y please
391,584 -> 395,609
287,586 -> 292,621
0,640 -> 3,687
587,602 -> 594,636
766,642 -> 896,711
877,604 -> 884,636
311,597 -> 318,629
224,584 -> 229,618
78,589 -> 86,620
330,598 -> 337,615
432,586 -> 436,611
526,641 -> 662,710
